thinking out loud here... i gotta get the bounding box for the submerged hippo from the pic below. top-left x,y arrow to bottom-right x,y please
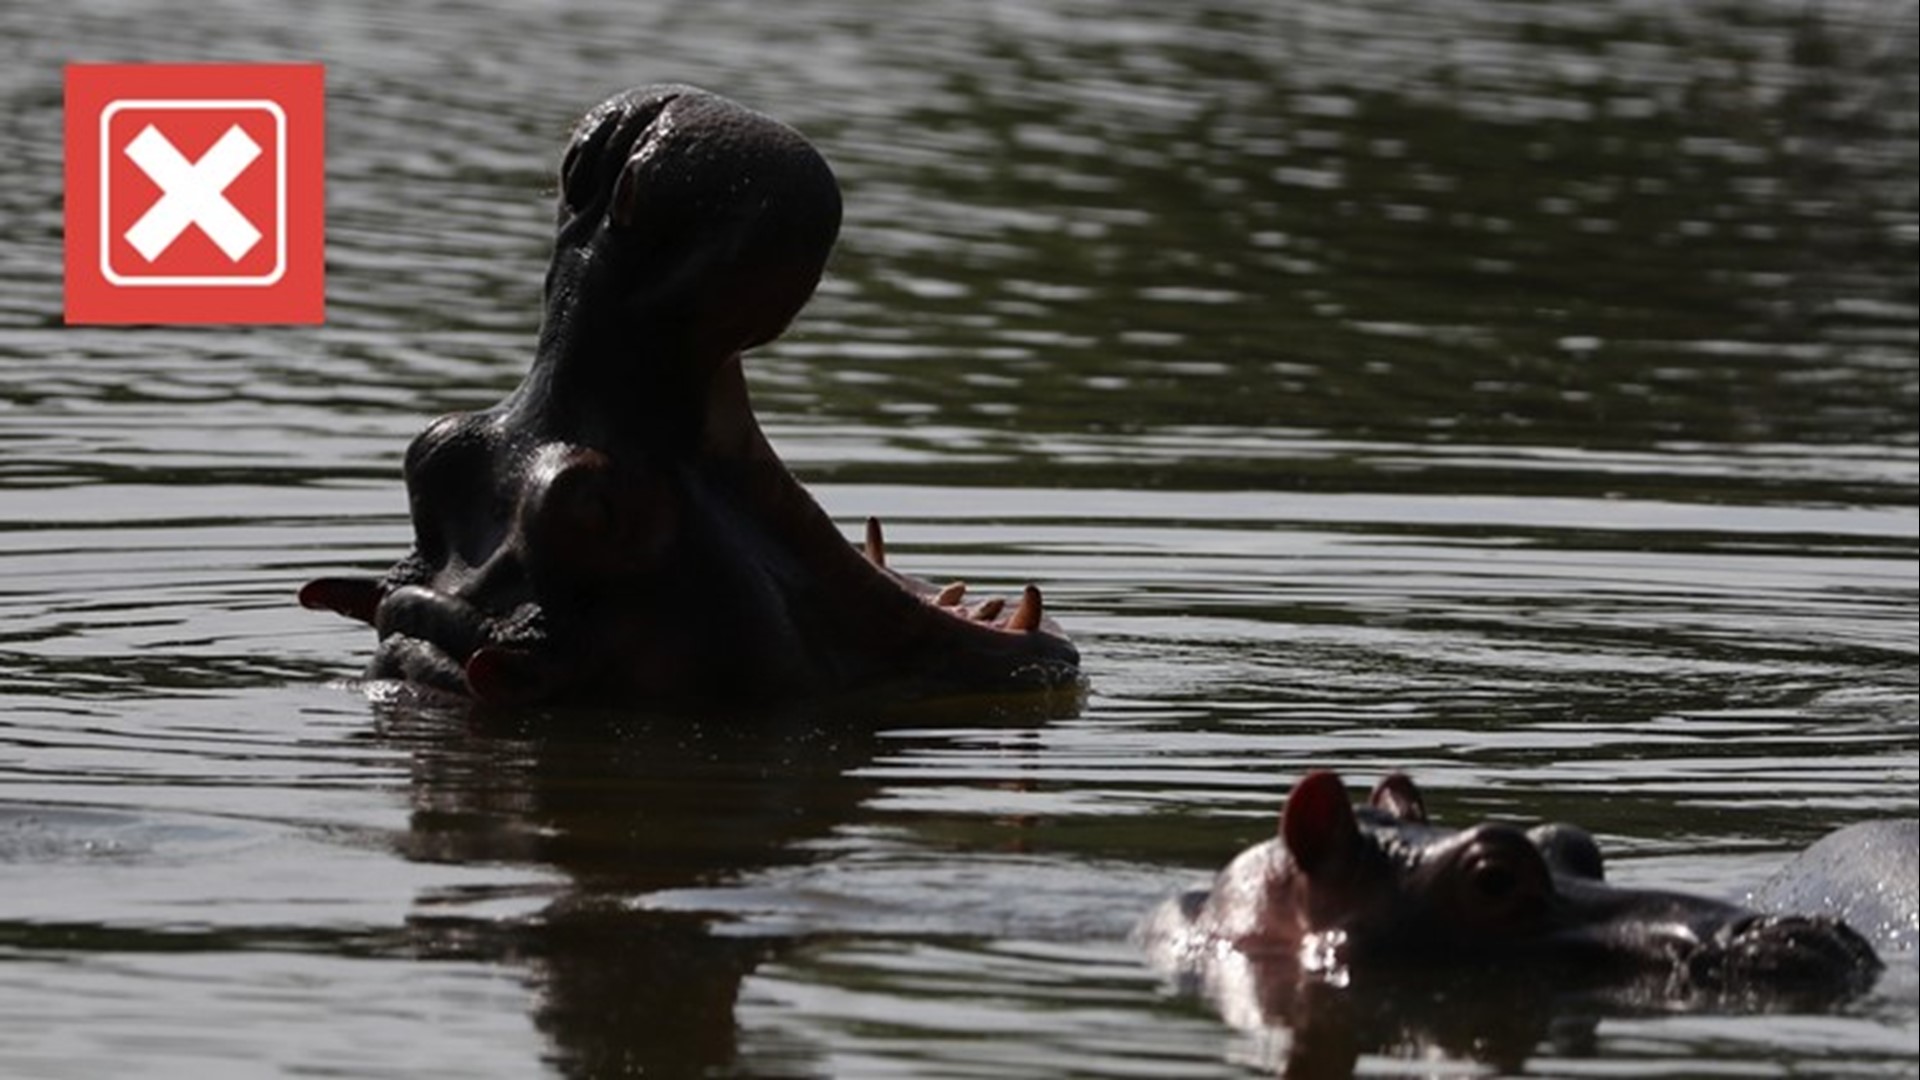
300,85 -> 1078,708
1142,771 -> 1884,999
1750,818 -> 1918,956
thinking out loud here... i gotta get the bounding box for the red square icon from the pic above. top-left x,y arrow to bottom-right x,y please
65,64 -> 325,325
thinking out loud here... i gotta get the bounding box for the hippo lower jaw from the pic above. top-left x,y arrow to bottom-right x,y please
364,584 -> 538,699
306,456 -> 1082,709
300,577 -> 515,697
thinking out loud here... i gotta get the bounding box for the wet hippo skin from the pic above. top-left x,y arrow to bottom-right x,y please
1750,818 -> 1918,956
1141,771 -> 1884,998
300,85 -> 1079,708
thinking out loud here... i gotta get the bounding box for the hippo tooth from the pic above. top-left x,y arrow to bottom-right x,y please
1007,584 -> 1043,632
935,581 -> 967,606
864,516 -> 886,567
972,597 -> 1006,622
298,576 -> 384,625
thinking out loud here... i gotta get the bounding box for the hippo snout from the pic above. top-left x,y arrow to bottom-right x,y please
1686,913 -> 1883,991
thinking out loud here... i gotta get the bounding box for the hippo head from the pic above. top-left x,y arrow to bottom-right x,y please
1190,771 -> 1881,994
301,85 -> 1079,709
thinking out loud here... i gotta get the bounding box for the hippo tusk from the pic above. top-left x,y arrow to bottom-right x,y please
298,577 -> 384,626
464,646 -> 565,707
1007,584 -> 1044,632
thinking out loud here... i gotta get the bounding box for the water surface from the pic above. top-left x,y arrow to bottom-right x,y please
2,0 -> 1915,1076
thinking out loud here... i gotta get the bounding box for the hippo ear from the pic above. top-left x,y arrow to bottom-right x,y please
1282,770 -> 1361,877
1369,772 -> 1428,823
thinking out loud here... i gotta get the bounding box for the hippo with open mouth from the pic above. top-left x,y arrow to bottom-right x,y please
1141,771 -> 1885,1005
300,85 -> 1079,708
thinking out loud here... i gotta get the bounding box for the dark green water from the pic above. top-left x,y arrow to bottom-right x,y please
1,1 -> 1914,1076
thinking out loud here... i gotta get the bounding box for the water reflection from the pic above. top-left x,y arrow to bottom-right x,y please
1177,949 -> 1904,1079
0,0 -> 1913,1075
375,689 -> 1077,1074
1179,960 -> 1601,1078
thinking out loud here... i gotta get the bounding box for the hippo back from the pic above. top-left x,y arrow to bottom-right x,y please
1749,820 -> 1918,956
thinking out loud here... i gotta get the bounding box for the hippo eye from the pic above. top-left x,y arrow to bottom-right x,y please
1471,862 -> 1518,901
1449,826 -> 1552,927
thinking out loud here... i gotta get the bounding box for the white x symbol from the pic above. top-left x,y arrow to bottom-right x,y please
122,123 -> 262,262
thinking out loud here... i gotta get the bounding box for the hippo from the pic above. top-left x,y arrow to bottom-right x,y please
299,85 -> 1079,708
1749,818 -> 1918,956
1141,771 -> 1884,998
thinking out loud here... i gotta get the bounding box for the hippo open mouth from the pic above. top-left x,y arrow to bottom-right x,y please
300,85 -> 1080,708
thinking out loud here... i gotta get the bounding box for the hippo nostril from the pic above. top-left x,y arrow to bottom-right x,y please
607,131 -> 681,233
558,91 -> 680,218
607,100 -> 682,230
558,143 -> 588,213
1728,914 -> 1842,950
560,114 -> 619,214
610,156 -> 644,230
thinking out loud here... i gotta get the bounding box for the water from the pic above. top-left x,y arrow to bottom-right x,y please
3,0 -> 1916,1075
